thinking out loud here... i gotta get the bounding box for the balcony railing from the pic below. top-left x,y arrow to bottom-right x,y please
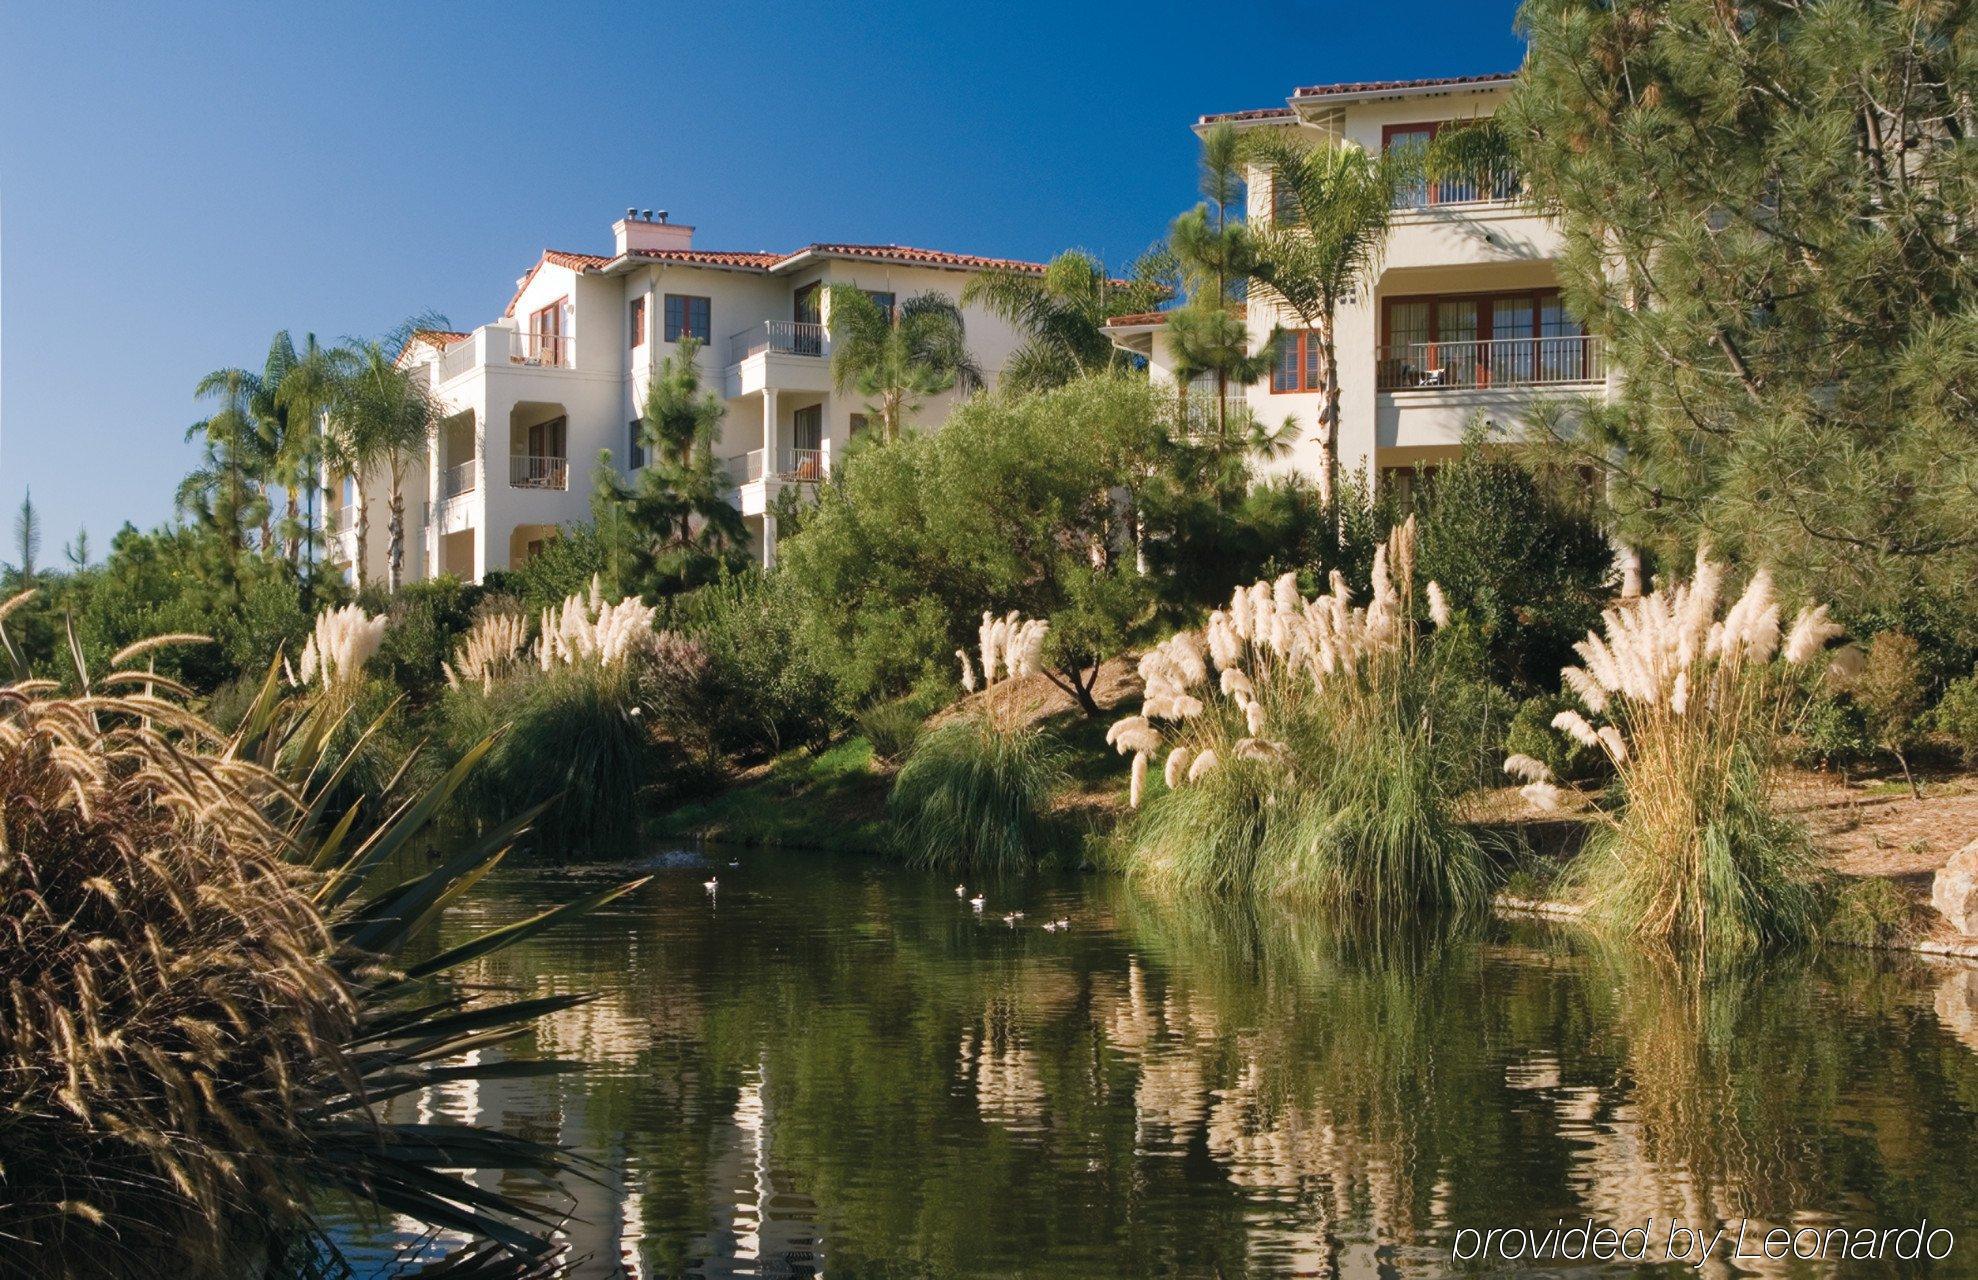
437,338 -> 477,383
727,321 -> 827,366
725,447 -> 829,485
1376,335 -> 1605,392
510,454 -> 569,491
1392,166 -> 1524,211
441,459 -> 478,498
1178,396 -> 1253,435
327,505 -> 357,535
509,328 -> 573,369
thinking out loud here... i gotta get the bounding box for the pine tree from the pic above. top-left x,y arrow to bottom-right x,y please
1503,0 -> 1978,617
592,339 -> 749,597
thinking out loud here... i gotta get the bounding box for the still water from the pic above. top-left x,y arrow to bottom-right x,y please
333,847 -> 1978,1278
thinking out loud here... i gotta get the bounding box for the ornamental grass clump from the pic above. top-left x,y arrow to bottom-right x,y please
536,575 -> 659,670
444,609 -> 530,690
1516,549 -> 1855,949
291,602 -> 388,693
890,610 -> 1068,872
0,590 -> 641,1276
1115,518 -> 1490,913
441,579 -> 664,853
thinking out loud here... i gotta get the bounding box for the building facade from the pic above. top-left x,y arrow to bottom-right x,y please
1107,73 -> 1611,495
324,214 -> 1042,584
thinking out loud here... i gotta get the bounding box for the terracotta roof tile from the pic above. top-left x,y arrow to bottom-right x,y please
789,243 -> 1048,274
409,328 -> 471,347
1291,72 -> 1516,99
1104,310 -> 1171,327
622,247 -> 784,269
1197,106 -> 1297,125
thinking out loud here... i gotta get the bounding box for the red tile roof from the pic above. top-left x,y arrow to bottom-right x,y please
1201,73 -> 1517,126
503,240 -> 1053,316
409,328 -> 471,347
1103,302 -> 1243,328
622,247 -> 784,269
789,243 -> 1048,274
1292,72 -> 1516,100
1197,106 -> 1297,125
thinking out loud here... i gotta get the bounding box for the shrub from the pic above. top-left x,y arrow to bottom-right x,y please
372,576 -> 482,703
1851,630 -> 1929,794
1932,671 -> 1978,766
1411,442 -> 1617,692
1114,519 -> 1491,914
887,712 -> 1070,873
666,572 -> 842,759
1522,552 -> 1851,949
1788,692 -> 1874,769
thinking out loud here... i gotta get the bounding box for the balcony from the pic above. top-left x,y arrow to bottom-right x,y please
726,447 -> 828,486
432,326 -> 576,383
508,328 -> 573,369
327,505 -> 357,535
441,459 -> 478,498
1377,335 -> 1604,393
1392,166 -> 1524,211
728,321 -> 827,365
510,454 -> 569,491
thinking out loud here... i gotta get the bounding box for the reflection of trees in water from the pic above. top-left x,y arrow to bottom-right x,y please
363,866 -> 1978,1278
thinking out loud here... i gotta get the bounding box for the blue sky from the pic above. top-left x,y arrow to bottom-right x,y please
0,1 -> 1523,558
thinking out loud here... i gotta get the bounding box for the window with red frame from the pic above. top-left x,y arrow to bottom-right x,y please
1270,330 -> 1324,393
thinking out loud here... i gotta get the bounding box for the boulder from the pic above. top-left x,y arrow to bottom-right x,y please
1931,839 -> 1978,936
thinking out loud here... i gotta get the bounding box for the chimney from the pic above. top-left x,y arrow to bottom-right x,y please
613,208 -> 694,256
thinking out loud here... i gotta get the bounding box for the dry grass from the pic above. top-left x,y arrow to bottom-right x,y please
0,672 -> 351,1272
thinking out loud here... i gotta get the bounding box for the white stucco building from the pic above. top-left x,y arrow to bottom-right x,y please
1107,72 -> 1613,496
324,213 -> 1042,584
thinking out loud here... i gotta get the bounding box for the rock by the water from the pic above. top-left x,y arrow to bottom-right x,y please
1931,839 -> 1978,936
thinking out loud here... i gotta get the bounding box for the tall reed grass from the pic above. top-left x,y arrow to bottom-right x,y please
1516,550 -> 1854,949
887,710 -> 1070,873
0,591 -> 640,1276
1114,518 -> 1490,913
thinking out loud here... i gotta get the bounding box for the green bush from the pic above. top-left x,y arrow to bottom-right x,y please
1410,440 -> 1616,693
887,713 -> 1070,873
1789,692 -> 1874,768
665,573 -> 843,759
1932,672 -> 1978,766
371,576 -> 482,704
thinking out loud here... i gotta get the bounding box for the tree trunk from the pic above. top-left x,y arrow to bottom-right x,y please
1318,319 -> 1342,538
284,484 -> 301,564
387,478 -> 406,593
354,505 -> 369,589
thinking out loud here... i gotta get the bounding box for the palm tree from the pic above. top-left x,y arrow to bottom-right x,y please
961,247 -> 1174,392
183,366 -> 273,558
327,338 -> 438,590
273,332 -> 345,579
254,331 -> 326,566
1245,132 -> 1402,510
827,287 -> 983,441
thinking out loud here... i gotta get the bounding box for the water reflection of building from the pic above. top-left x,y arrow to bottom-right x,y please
692,1067 -> 823,1278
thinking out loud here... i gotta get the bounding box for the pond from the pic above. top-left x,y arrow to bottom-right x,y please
331,847 -> 1978,1278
